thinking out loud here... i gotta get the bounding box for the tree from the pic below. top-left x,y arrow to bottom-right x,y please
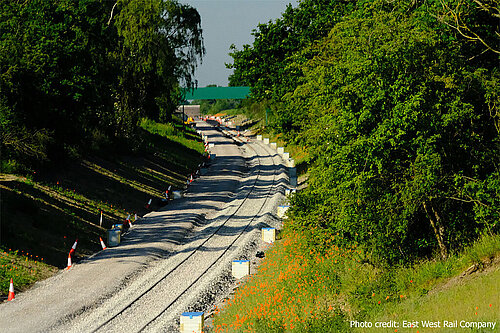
0,0 -> 204,169
281,2 -> 499,263
227,0 -> 352,101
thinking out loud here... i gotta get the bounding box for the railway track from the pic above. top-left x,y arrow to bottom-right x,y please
59,122 -> 284,333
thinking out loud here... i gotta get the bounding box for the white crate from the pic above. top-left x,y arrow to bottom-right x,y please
180,312 -> 204,333
257,135 -> 263,141
262,228 -> 276,243
277,147 -> 285,154
277,205 -> 290,218
232,260 -> 250,279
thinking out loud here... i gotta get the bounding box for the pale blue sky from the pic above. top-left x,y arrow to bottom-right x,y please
180,0 -> 298,87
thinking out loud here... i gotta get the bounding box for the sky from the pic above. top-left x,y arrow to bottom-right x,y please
180,0 -> 298,87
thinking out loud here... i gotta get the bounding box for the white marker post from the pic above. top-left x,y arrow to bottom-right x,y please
180,312 -> 204,333
232,260 -> 250,279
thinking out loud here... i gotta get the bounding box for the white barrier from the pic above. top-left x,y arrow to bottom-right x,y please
277,147 -> 285,154
257,135 -> 263,141
232,260 -> 250,279
270,142 -> 277,149
180,312 -> 204,333
263,138 -> 270,144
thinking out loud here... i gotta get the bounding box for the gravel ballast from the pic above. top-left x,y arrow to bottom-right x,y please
0,121 -> 289,333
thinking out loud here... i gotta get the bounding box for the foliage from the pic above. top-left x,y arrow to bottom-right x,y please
192,99 -> 241,115
212,230 -> 351,332
227,0 -> 353,101
230,0 -> 499,264
0,248 -> 58,297
0,0 -> 204,170
212,228 -> 499,332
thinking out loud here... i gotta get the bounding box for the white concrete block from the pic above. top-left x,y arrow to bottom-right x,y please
283,152 -> 290,160
277,205 -> 290,218
257,135 -> 263,141
286,159 -> 295,168
277,147 -> 285,154
262,228 -> 276,243
263,138 -> 270,144
180,312 -> 204,333
232,260 -> 250,279
270,142 -> 277,149
208,143 -> 215,148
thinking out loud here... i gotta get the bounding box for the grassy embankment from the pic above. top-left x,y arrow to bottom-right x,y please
0,118 -> 204,298
212,229 -> 499,332
208,111 -> 499,332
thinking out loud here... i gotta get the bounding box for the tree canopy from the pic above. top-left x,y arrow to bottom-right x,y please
229,0 -> 499,263
0,0 -> 204,169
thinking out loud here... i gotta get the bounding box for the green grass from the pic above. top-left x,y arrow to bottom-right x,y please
0,118 -> 204,296
211,231 -> 500,332
361,269 -> 499,333
0,248 -> 58,300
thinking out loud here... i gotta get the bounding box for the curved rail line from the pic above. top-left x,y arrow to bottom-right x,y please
89,123 -> 281,333
137,135 -> 281,333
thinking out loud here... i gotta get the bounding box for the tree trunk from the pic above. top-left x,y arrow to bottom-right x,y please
423,200 -> 448,260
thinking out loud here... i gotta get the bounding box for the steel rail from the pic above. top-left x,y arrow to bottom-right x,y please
89,124 -> 279,333
136,137 -> 280,332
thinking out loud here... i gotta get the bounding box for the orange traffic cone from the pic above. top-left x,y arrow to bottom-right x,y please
69,239 -> 78,256
67,254 -> 72,270
7,278 -> 15,301
99,237 -> 107,250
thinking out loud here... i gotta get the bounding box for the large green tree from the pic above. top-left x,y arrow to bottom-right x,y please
227,0 -> 353,101
229,0 -> 499,263
0,0 -> 204,168
286,1 -> 499,263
